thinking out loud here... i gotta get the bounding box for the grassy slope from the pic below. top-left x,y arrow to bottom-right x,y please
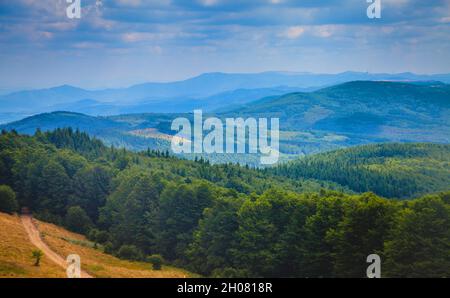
0,213 -> 64,277
37,220 -> 196,278
0,213 -> 196,278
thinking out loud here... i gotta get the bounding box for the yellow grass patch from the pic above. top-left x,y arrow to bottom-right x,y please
36,220 -> 195,278
0,213 -> 65,278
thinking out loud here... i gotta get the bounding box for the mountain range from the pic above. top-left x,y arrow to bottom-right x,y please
224,80 -> 450,141
2,71 -> 450,124
2,80 -> 449,166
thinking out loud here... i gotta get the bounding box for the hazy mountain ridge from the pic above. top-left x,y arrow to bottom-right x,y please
1,80 -> 449,166
225,81 -> 450,143
2,71 -> 450,123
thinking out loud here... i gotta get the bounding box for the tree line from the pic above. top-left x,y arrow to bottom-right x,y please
269,143 -> 450,199
0,128 -> 448,277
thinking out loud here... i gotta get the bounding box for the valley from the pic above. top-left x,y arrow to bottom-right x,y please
2,0 -> 450,281
0,77 -> 449,278
2,80 -> 449,167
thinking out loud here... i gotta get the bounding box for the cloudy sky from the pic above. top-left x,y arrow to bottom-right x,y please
0,0 -> 449,89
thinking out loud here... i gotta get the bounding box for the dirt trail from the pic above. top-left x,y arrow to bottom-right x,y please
21,215 -> 93,278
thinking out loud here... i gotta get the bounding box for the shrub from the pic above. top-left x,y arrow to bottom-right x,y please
96,230 -> 109,244
35,210 -> 62,226
87,228 -> 99,241
65,206 -> 92,234
147,254 -> 164,270
211,267 -> 250,278
117,245 -> 142,261
103,242 -> 114,254
0,185 -> 18,214
32,250 -> 44,266
87,229 -> 109,248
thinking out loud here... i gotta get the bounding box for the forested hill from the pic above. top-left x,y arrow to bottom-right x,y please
2,81 -> 449,166
224,81 -> 450,143
0,128 -> 347,199
0,129 -> 449,277
269,143 -> 450,199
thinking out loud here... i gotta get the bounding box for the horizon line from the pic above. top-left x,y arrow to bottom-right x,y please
2,70 -> 450,94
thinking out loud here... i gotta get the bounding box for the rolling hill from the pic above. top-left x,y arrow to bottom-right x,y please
226,81 -> 450,140
0,130 -> 449,278
1,81 -> 449,166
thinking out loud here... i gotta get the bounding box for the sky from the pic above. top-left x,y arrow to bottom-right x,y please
0,0 -> 450,90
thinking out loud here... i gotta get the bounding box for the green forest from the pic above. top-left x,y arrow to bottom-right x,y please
0,128 -> 449,278
270,143 -> 450,199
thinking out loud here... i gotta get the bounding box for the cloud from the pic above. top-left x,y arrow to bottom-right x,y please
313,25 -> 335,38
0,0 -> 449,88
283,26 -> 306,39
199,0 -> 220,7
116,0 -> 142,6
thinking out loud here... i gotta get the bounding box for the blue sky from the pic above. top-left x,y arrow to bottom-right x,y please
0,0 -> 449,89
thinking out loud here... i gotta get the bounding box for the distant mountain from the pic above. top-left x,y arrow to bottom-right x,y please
2,81 -> 449,166
117,87 -> 307,114
226,81 -> 450,143
0,111 -> 128,136
0,85 -> 91,111
0,111 -> 171,152
1,71 -> 450,120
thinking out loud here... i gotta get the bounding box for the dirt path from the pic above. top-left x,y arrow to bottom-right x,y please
21,215 -> 93,278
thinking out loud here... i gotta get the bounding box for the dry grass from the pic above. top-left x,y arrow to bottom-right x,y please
0,212 -> 65,278
0,211 -> 196,278
36,220 -> 196,278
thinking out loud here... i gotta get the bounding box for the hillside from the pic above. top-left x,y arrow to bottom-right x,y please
0,129 -> 449,277
270,143 -> 450,199
0,111 -> 169,153
1,111 -> 128,136
227,81 -> 450,142
0,213 -> 64,277
2,81 -> 449,166
0,213 -> 193,278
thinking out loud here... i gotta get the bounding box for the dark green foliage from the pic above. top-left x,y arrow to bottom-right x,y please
147,254 -> 164,270
87,229 -> 99,242
270,143 -> 450,198
117,245 -> 142,261
186,196 -> 243,275
65,206 -> 92,234
0,184 -> 18,214
87,228 -> 109,244
211,267 -> 250,278
100,170 -> 163,254
41,128 -> 106,159
95,230 -> 109,244
326,193 -> 396,277
383,193 -> 450,277
32,250 -> 43,267
70,165 -> 112,221
158,182 -> 213,261
103,242 -> 114,254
